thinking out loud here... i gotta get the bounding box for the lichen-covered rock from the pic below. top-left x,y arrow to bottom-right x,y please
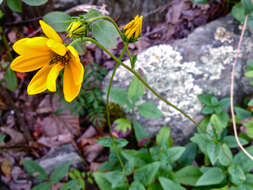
103,14 -> 253,144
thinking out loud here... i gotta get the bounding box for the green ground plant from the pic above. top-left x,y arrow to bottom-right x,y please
22,159 -> 70,190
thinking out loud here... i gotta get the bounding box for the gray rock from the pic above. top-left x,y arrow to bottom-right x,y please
54,0 -> 169,26
103,14 -> 253,144
37,144 -> 83,174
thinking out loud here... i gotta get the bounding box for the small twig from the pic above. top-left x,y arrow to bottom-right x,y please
230,15 -> 253,160
0,88 -> 33,144
4,17 -> 41,27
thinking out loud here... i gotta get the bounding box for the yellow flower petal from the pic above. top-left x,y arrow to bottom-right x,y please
67,45 -> 84,85
39,20 -> 62,43
13,37 -> 49,56
10,54 -> 51,72
124,15 -> 142,40
47,39 -> 67,56
63,64 -> 81,102
27,65 -> 53,95
47,63 -> 64,92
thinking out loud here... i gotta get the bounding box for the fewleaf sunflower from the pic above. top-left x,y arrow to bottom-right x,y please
10,20 -> 84,102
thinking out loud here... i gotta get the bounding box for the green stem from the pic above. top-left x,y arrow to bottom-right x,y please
71,38 -> 218,141
79,38 -> 199,124
106,48 -> 128,179
124,43 -> 134,69
106,47 -> 126,136
0,26 -> 13,61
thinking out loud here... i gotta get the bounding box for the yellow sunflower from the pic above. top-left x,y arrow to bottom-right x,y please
10,20 -> 84,102
124,15 -> 143,40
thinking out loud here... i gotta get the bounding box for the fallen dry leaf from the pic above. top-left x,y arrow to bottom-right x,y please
90,162 -> 100,172
0,128 -> 25,147
37,133 -> 73,148
1,158 -> 12,179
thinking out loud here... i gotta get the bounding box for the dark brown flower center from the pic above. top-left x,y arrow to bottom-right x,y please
51,52 -> 71,65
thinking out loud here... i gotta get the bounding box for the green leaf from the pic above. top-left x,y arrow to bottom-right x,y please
138,102 -> 163,118
0,10 -> 3,19
191,134 -> 211,154
248,99 -> 253,106
49,161 -> 71,183
206,142 -> 220,165
23,0 -> 48,6
245,71 -> 253,78
218,143 -> 233,166
244,118 -> 253,138
234,107 -> 252,120
178,143 -> 197,166
93,172 -> 114,190
156,126 -> 172,146
228,164 -> 246,185
131,54 -> 138,69
202,106 -> 214,114
114,118 -> 131,133
0,134 -> 6,143
232,3 -> 246,23
211,97 -> 219,106
220,98 -> 230,108
128,75 -> 145,103
233,146 -> 253,172
242,0 -> 253,14
72,41 -> 86,56
32,182 -> 51,190
159,177 -> 186,190
223,136 -> 248,148
166,147 -> 185,163
132,120 -> 149,142
97,137 -> 128,148
121,149 -> 146,169
43,11 -> 71,32
175,166 -> 202,186
60,180 -> 78,190
210,187 -> 228,190
6,0 -> 22,12
198,94 -> 213,105
92,20 -> 119,49
103,171 -> 128,188
134,162 -> 160,186
5,67 -> 17,91
108,88 -> 132,107
129,181 -> 145,190
22,158 -> 47,180
82,9 -> 101,19
196,168 -> 225,186
210,114 -> 225,134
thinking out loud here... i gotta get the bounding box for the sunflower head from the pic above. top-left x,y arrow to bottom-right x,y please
67,20 -> 87,38
10,20 -> 84,102
123,15 -> 143,41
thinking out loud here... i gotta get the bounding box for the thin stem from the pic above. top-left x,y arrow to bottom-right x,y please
106,48 -> 126,136
124,43 -> 134,68
77,38 -> 204,129
230,15 -> 253,160
106,48 -> 127,178
0,26 -> 13,61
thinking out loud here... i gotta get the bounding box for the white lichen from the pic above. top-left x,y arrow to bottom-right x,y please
110,43 -> 238,126
214,27 -> 233,43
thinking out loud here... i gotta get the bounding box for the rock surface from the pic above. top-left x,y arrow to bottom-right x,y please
37,144 -> 83,174
103,14 -> 253,144
54,0 -> 169,26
